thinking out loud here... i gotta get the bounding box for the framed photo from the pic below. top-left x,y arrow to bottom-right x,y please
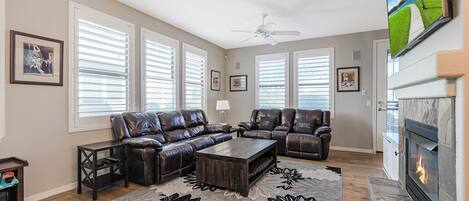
211,70 -> 221,91
10,30 -> 64,86
337,67 -> 360,92
230,75 -> 247,92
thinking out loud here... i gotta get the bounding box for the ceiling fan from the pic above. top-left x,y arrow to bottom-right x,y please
232,13 -> 300,45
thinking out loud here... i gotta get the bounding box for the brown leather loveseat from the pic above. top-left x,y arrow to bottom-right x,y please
239,108 -> 331,160
111,109 -> 232,185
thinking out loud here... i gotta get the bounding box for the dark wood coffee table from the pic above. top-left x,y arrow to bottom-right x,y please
196,138 -> 277,196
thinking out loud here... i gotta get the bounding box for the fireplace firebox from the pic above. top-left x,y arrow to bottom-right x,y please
405,119 -> 438,201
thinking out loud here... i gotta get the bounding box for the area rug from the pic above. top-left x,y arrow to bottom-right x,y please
113,160 -> 342,201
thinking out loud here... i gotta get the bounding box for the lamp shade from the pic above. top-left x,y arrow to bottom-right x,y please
216,100 -> 230,111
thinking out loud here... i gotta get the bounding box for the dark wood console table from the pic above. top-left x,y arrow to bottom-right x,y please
77,141 -> 128,200
0,157 -> 28,201
196,138 -> 277,196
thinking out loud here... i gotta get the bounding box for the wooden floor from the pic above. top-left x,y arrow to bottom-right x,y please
43,150 -> 384,201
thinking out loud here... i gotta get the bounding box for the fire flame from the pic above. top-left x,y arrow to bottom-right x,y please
416,155 -> 429,184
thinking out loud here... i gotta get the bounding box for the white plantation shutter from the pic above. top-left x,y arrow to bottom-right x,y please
69,3 -> 135,132
142,29 -> 178,112
183,44 -> 206,110
294,48 -> 334,115
256,53 -> 289,109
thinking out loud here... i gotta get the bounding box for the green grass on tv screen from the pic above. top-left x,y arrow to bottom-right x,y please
389,0 -> 443,57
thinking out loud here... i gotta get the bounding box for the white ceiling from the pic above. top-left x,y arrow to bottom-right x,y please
118,0 -> 388,49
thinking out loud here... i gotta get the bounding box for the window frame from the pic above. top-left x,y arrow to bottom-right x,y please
0,0 -> 5,140
255,52 -> 290,109
140,27 -> 180,112
293,48 -> 335,118
182,43 -> 207,111
68,2 -> 136,132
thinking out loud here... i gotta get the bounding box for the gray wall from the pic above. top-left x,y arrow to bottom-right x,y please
0,0 -> 225,197
225,30 -> 389,150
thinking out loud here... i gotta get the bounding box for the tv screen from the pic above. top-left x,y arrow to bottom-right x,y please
387,0 -> 452,58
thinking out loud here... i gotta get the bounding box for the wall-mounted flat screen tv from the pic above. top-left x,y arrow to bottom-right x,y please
387,0 -> 453,58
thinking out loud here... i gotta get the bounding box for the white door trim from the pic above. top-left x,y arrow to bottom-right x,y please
372,39 -> 389,153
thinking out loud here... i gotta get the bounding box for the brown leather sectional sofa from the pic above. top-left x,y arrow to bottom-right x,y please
239,108 -> 331,160
111,110 -> 232,185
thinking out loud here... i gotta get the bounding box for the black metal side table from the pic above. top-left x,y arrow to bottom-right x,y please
229,127 -> 240,138
77,140 -> 128,200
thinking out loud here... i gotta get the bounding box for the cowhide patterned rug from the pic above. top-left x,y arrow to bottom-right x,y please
113,160 -> 342,201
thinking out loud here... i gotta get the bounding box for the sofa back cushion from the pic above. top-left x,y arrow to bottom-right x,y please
254,109 -> 281,131
280,108 -> 296,131
158,111 -> 186,131
293,109 -> 323,134
181,109 -> 208,127
123,112 -> 163,138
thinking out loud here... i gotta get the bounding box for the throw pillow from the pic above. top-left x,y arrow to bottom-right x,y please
294,121 -> 314,133
258,117 -> 277,131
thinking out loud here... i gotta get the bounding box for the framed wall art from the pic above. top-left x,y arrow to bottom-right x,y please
337,66 -> 360,92
229,75 -> 247,92
211,70 -> 220,91
10,30 -> 64,86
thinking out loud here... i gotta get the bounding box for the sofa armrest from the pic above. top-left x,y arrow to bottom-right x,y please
274,125 -> 290,132
318,132 -> 332,143
206,123 -> 231,133
239,122 -> 255,131
314,126 -> 331,136
122,138 -> 163,151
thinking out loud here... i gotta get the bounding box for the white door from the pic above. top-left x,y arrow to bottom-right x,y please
374,40 -> 399,152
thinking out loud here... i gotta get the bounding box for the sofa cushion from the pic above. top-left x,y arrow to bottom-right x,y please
163,129 -> 191,143
140,134 -> 166,144
287,133 -> 322,154
123,112 -> 162,137
293,109 -> 323,133
293,121 -> 314,134
158,111 -> 186,131
186,125 -> 207,137
243,130 -> 272,139
258,117 -> 277,131
183,136 -> 215,151
207,133 -> 233,143
255,109 -> 281,125
181,109 -> 208,127
158,142 -> 194,175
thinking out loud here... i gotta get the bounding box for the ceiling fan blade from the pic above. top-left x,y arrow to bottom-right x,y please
271,31 -> 301,36
265,36 -> 278,46
232,30 -> 255,33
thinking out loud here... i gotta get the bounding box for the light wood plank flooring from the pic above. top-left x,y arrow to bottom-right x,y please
43,150 -> 384,201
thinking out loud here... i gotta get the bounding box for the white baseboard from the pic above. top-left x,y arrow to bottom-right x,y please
330,146 -> 374,154
25,182 -> 76,201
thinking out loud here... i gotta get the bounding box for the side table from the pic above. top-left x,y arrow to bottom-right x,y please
228,127 -> 241,138
77,140 -> 128,200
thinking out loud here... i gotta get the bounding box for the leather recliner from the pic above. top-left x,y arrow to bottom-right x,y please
239,108 -> 331,160
111,109 -> 232,185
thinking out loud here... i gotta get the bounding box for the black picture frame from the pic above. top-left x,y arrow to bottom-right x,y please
10,30 -> 64,86
211,70 -> 221,91
229,75 -> 247,92
336,66 -> 360,92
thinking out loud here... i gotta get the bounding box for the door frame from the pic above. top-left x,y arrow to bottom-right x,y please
372,39 -> 390,153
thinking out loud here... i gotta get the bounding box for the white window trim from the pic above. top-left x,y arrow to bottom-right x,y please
140,27 -> 180,111
0,0 -> 5,141
255,52 -> 290,109
68,2 -> 136,132
182,43 -> 207,111
293,48 -> 335,118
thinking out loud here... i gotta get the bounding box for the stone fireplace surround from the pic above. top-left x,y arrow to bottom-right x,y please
399,98 -> 456,200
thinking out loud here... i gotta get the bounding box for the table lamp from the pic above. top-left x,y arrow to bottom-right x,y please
216,100 -> 230,123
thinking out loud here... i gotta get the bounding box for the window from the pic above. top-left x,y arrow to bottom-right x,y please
255,53 -> 289,109
183,43 -> 207,110
141,28 -> 179,112
387,51 -> 399,133
294,48 -> 334,115
69,3 -> 135,132
0,0 -> 5,140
